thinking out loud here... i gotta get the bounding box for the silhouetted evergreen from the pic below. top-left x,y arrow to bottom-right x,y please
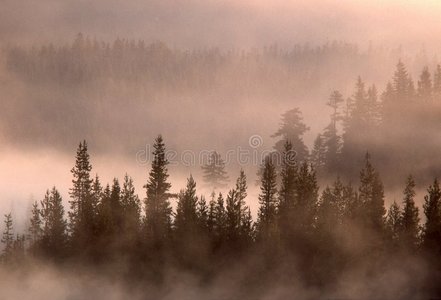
201,151 -> 229,190
272,108 -> 309,162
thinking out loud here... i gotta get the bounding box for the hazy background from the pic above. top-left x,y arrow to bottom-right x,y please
1,0 -> 441,226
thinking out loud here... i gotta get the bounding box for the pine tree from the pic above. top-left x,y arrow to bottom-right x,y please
417,66 -> 432,102
295,161 -> 319,233
201,151 -> 229,190
341,77 -> 374,172
278,141 -> 298,240
99,179 -> 123,238
40,188 -> 67,259
401,175 -> 420,251
272,108 -> 310,162
386,201 -> 402,247
174,175 -> 199,236
1,213 -> 14,263
68,140 -> 95,251
358,153 -> 386,234
240,207 -> 254,246
256,156 -> 278,240
317,178 -> 346,231
27,201 -> 42,255
207,192 -> 217,234
322,91 -> 344,172
121,174 -> 141,238
213,193 -> 227,247
393,60 -> 412,101
197,195 -> 209,232
144,135 -> 173,243
422,178 -> 441,254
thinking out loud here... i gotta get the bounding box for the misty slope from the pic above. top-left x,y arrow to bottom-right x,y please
0,38 -> 428,155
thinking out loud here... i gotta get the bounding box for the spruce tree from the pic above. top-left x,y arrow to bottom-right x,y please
358,153 -> 386,234
40,188 -> 67,259
1,213 -> 14,263
386,201 -> 402,247
417,66 -> 432,102
322,91 -> 343,173
69,140 -> 95,251
197,195 -> 209,232
422,178 -> 441,254
401,175 -> 420,251
144,135 -> 173,243
174,175 -> 199,236
272,108 -> 310,162
278,141 -> 298,240
27,201 -> 42,255
121,174 -> 141,238
393,60 -> 412,101
294,161 -> 319,234
256,156 -> 278,240
201,151 -> 229,190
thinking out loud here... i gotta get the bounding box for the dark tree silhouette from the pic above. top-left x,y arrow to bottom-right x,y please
144,135 -> 173,245
272,108 -> 309,162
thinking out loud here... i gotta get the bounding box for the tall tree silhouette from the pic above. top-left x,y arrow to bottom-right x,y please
422,179 -> 441,254
144,135 -> 173,245
272,108 -> 309,162
256,156 -> 278,240
41,187 -> 67,259
358,153 -> 385,234
322,90 -> 344,173
1,213 -> 14,263
401,175 -> 420,251
27,201 -> 42,256
69,140 -> 95,253
417,66 -> 432,102
278,141 -> 298,242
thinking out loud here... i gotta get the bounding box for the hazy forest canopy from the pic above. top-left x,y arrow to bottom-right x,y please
3,0 -> 441,299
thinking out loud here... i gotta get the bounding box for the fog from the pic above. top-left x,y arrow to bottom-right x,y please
2,0 -> 441,50
1,0 -> 441,299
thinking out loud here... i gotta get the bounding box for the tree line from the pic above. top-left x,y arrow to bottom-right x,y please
2,135 -> 441,295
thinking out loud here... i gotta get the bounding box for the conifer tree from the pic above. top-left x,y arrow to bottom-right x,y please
278,141 -> 298,239
393,60 -> 412,101
197,195 -> 209,232
358,153 -> 386,234
272,108 -> 310,162
174,175 -> 199,236
40,188 -> 67,258
144,135 -> 173,243
69,140 -> 95,251
212,193 -> 227,247
322,91 -> 343,172
1,213 -> 14,262
201,151 -> 229,190
422,178 -> 441,254
417,66 -> 432,102
99,179 -> 123,238
207,192 -> 217,234
27,201 -> 42,255
256,156 -> 278,240
401,175 -> 420,251
121,174 -> 141,237
386,201 -> 402,247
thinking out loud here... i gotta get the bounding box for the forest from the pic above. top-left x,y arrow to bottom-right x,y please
2,54 -> 441,297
